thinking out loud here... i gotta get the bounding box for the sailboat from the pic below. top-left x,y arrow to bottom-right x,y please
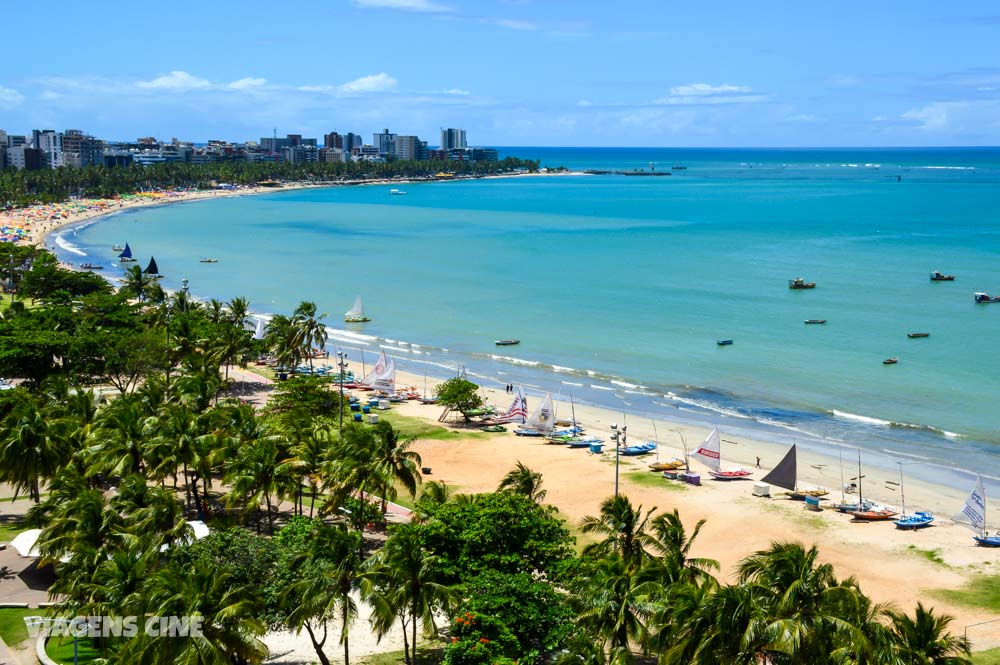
833,449 -> 875,513
344,296 -> 371,323
692,427 -> 752,480
495,390 -> 528,424
118,242 -> 136,262
515,393 -> 555,437
954,476 -> 1000,547
761,444 -> 828,499
893,463 -> 934,529
362,351 -> 395,394
252,317 -> 266,341
650,428 -> 687,471
848,448 -> 897,521
144,256 -> 160,276
420,371 -> 437,404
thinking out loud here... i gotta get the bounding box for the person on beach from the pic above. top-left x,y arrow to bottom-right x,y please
756,456 -> 761,468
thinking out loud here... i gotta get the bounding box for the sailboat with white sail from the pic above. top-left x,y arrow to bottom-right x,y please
344,296 -> 371,323
893,462 -> 934,529
362,351 -> 396,394
691,427 -> 752,480
954,476 -> 1000,546
515,393 -> 555,437
760,444 -> 828,499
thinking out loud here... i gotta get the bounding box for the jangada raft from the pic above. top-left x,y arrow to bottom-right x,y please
760,444 -> 828,500
344,295 -> 371,322
954,476 -> 1000,547
692,427 -> 752,480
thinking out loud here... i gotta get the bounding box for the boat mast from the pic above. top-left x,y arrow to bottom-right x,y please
839,449 -> 845,504
360,349 -> 366,378
570,394 -> 577,430
897,462 -> 906,517
857,449 -> 863,508
679,431 -> 690,473
651,419 -> 659,463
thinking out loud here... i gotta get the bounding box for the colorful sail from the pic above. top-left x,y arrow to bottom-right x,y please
496,391 -> 528,423
953,476 -> 987,535
118,242 -> 132,259
372,358 -> 396,393
363,351 -> 388,387
691,427 -> 722,472
761,444 -> 797,491
523,393 -> 554,432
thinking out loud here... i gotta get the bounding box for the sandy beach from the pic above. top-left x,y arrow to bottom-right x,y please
305,358 -> 1000,652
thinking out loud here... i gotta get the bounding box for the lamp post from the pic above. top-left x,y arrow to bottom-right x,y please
23,616 -> 88,665
337,350 -> 348,429
610,423 -> 626,497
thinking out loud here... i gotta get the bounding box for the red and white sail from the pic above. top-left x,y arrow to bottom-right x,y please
692,427 -> 722,472
496,391 -> 528,423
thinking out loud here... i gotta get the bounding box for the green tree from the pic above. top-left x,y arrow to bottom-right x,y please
497,460 -> 546,503
434,377 -> 483,421
887,603 -> 972,665
580,495 -> 657,571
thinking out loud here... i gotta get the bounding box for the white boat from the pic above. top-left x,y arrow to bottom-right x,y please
516,393 -> 554,436
954,476 -> 1000,547
344,295 -> 371,323
389,188 -> 407,195
692,427 -> 752,480
362,351 -> 396,394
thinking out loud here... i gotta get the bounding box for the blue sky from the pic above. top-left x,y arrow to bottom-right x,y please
1,0 -> 999,146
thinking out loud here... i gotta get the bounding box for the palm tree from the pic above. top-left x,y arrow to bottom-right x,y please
887,603 -> 972,665
85,396 -> 148,477
572,553 -> 654,664
282,523 -> 362,665
120,264 -> 151,302
371,421 -> 423,514
265,314 -> 302,375
361,523 -> 457,665
497,460 -> 546,502
580,494 -> 657,570
644,509 -> 718,586
292,301 -> 328,371
225,427 -> 293,533
0,395 -> 73,501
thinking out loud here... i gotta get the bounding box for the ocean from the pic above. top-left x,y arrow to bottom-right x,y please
54,147 -> 1000,492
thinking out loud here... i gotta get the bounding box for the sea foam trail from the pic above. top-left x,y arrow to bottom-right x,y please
55,234 -> 87,257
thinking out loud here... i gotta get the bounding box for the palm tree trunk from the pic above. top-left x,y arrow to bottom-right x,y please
264,493 -> 274,533
342,599 -> 350,665
400,616 -> 411,665
309,482 -> 316,519
411,600 -> 418,665
303,622 -> 330,665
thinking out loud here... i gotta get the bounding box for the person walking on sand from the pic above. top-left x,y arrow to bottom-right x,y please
756,456 -> 761,469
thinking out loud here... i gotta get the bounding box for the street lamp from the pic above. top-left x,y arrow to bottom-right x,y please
24,616 -> 89,665
337,350 -> 349,429
609,423 -> 626,497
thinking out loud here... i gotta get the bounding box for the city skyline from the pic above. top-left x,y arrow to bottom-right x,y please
1,1 -> 999,146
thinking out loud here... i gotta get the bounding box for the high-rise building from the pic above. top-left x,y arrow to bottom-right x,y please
62,130 -> 103,167
36,130 -> 64,168
374,128 -> 396,157
324,131 -> 343,149
393,136 -> 428,161
7,145 -> 46,170
344,133 -> 362,150
440,128 -> 467,151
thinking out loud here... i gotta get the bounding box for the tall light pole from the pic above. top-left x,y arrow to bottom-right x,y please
610,423 -> 626,497
337,350 -> 348,429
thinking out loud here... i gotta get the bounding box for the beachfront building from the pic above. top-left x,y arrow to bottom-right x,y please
6,145 -> 46,170
260,133 -> 318,156
62,130 -> 103,168
320,147 -> 347,163
374,128 -> 396,157
393,135 -> 428,161
34,130 -> 65,168
441,127 -> 467,151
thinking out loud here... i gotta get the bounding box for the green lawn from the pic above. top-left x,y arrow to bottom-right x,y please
625,470 -> 688,491
0,607 -> 41,647
46,635 -> 103,664
360,646 -> 444,664
974,647 -> 1000,664
377,411 -> 490,442
906,545 -> 946,566
933,573 -> 1000,611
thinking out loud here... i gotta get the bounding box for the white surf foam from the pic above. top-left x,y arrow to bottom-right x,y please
55,234 -> 87,257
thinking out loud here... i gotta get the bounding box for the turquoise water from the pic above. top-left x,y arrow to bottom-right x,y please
56,148 -> 1000,487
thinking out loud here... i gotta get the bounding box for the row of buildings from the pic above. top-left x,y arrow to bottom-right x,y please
0,126 -> 498,171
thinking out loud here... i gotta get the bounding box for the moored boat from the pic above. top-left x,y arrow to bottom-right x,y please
850,507 -> 898,521
716,339 -> 733,346
930,271 -> 955,281
788,277 -> 816,289
761,444 -> 828,498
804,319 -> 827,324
895,511 -> 934,530
649,459 -> 686,472
199,258 -> 219,263
710,469 -> 753,480
389,188 -> 407,195
692,427 -> 752,480
118,242 -> 136,262
112,244 -> 124,251
954,476 -> 1000,547
883,358 -> 898,365
495,339 -> 520,346
974,292 -> 1000,304
907,332 -> 929,338
620,441 -> 657,456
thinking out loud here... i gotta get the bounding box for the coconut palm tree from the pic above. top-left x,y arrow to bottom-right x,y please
497,460 -> 546,502
887,603 -> 972,665
292,301 -> 328,371
371,421 -> 422,514
0,395 -> 73,502
225,427 -> 293,533
572,553 -> 655,664
120,264 -> 151,302
85,396 -> 148,477
362,523 -> 457,665
265,314 -> 302,375
580,494 -> 657,571
281,523 -> 363,665
644,509 -> 718,586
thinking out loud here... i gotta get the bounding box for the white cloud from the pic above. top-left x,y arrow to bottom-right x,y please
487,17 -> 538,31
40,90 -> 63,101
441,88 -> 470,95
669,83 -> 752,97
351,0 -> 452,12
577,99 -> 593,107
137,70 -> 212,91
229,77 -> 267,90
653,83 -> 766,106
338,73 -> 398,94
0,85 -> 25,108
901,102 -> 961,131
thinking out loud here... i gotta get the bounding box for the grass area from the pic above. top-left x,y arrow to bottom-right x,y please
377,411 -> 490,442
0,607 -> 40,647
973,647 -> 1000,664
907,545 -> 946,566
0,493 -> 46,503
625,470 -> 688,491
46,635 -> 103,664
0,518 -> 26,541
359,646 -> 444,664
933,573 -> 1000,611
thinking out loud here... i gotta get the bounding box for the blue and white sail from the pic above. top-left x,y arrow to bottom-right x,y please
523,393 -> 554,432
953,476 -> 987,535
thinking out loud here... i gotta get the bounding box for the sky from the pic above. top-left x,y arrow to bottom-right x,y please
1,0 -> 999,147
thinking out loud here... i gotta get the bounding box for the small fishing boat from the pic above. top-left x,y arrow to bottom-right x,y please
620,441 -> 657,456
786,489 -> 830,500
80,263 -> 103,270
693,427 -> 752,480
805,319 -> 827,325
649,459 -> 686,472
850,507 -> 898,521
345,296 -> 371,323
144,256 -> 160,276
895,511 -> 934,530
716,339 -> 734,346
514,428 -> 546,437
515,393 -> 554,437
883,358 -> 898,365
974,292 -> 1000,304
907,332 -> 930,339
199,258 -> 219,263
118,243 -> 136,262
389,188 -> 407,195
569,437 -> 604,449
671,165 -> 687,171
788,277 -> 816,289
929,271 -> 955,281
495,339 -> 520,346
481,425 -> 507,433
954,476 -> 1000,547
835,499 -> 874,513
112,244 -> 124,251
